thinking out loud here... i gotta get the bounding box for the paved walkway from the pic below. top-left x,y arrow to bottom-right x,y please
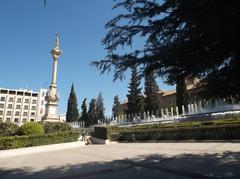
0,142 -> 240,178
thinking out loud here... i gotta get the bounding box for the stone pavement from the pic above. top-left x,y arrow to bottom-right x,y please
0,142 -> 240,179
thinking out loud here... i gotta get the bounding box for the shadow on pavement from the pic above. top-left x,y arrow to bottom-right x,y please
0,151 -> 240,179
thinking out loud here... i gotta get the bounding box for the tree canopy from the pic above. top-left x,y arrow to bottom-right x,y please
127,66 -> 144,115
112,95 -> 121,117
88,98 -> 97,125
92,0 -> 240,100
66,84 -> 79,122
144,71 -> 160,113
96,93 -> 105,120
80,98 -> 89,126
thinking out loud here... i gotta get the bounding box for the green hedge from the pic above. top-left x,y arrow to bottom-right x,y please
0,131 -> 80,150
93,126 -> 113,139
113,125 -> 240,141
41,122 -> 72,134
94,118 -> 240,141
0,122 -> 19,136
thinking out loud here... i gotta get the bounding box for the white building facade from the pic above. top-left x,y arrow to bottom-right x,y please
0,87 -> 47,124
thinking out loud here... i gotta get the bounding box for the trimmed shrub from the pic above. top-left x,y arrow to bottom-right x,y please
18,122 -> 44,135
0,122 -> 19,136
42,122 -> 72,134
0,131 -> 80,150
94,118 -> 240,141
93,126 -> 117,140
113,125 -> 240,142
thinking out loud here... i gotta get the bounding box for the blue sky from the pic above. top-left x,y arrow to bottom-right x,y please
0,0 -> 173,116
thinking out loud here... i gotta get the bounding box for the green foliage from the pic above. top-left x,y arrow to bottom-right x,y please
144,71 -> 160,113
93,126 -> 116,140
66,84 -> 79,122
116,125 -> 240,142
92,0 -> 240,100
127,66 -> 144,115
176,76 -> 189,113
112,95 -> 121,117
80,98 -> 89,126
18,122 -> 44,136
88,98 -> 97,126
94,118 -> 240,141
42,122 -> 72,134
0,122 -> 19,136
0,131 -> 80,150
96,92 -> 105,120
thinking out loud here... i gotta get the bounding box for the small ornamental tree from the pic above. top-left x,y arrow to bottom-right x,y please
66,84 -> 79,122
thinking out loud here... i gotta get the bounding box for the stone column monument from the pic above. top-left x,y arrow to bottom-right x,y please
43,33 -> 62,122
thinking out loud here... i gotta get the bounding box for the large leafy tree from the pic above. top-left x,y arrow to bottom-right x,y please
127,66 -> 144,115
66,84 -> 79,122
80,98 -> 89,126
96,93 -> 105,120
144,71 -> 160,113
112,95 -> 121,117
92,0 -> 240,102
88,98 -> 97,125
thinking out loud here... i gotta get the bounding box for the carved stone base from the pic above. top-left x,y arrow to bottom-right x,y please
43,102 -> 60,122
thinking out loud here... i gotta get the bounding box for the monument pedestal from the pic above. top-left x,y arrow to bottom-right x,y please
42,34 -> 62,123
43,85 -> 60,122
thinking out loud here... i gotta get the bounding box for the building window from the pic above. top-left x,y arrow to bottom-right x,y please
25,99 -> 30,103
23,112 -> 28,116
30,112 -> 35,116
15,111 -> 20,116
0,111 -> 3,115
7,104 -> 13,109
16,105 -> 21,109
0,104 -> 4,108
0,97 -> 5,101
42,92 -> 45,97
31,106 -> 36,110
14,118 -> 19,123
41,100 -> 44,106
6,111 -> 11,116
24,105 -> 28,110
30,119 -> 34,122
40,109 -> 43,115
17,98 -> 22,103
8,97 -> 14,102
32,99 -> 37,104
22,118 -> 27,123
6,118 -> 11,122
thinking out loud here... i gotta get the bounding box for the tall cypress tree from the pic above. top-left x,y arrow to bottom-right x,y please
144,71 -> 160,113
176,76 -> 189,114
96,92 -> 105,120
66,84 -> 79,122
112,95 -> 121,117
88,98 -> 97,125
80,98 -> 89,126
127,66 -> 144,115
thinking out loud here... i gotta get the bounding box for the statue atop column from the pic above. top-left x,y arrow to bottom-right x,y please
43,33 -> 62,122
